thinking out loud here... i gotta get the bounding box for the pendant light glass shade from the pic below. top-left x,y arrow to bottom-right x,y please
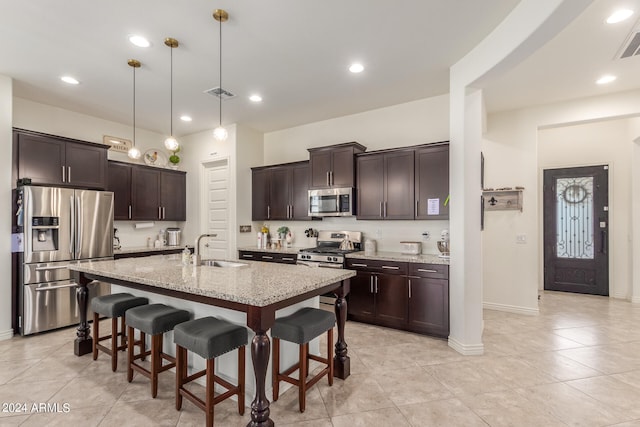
213,9 -> 228,142
213,126 -> 228,141
164,136 -> 179,151
163,38 -> 180,151
127,59 -> 142,160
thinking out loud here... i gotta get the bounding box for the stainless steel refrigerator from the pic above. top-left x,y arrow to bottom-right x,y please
17,186 -> 113,335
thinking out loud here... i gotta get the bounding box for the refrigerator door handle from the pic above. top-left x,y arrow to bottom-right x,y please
69,195 -> 75,257
35,283 -> 79,292
76,196 -> 82,258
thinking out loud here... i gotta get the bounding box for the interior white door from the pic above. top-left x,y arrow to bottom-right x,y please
202,159 -> 229,260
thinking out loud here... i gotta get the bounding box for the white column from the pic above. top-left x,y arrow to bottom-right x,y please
632,137 -> 640,303
448,87 -> 485,354
0,75 -> 13,340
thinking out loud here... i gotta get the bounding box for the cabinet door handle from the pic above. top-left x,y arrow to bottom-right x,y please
128,205 -> 132,219
326,171 -> 330,186
282,257 -> 294,261
370,276 -> 374,293
409,279 -> 412,298
330,171 -> 333,186
379,202 -> 383,218
417,268 -> 438,273
384,201 -> 387,218
351,263 -> 368,267
267,205 -> 270,219
162,207 -> 166,219
62,166 -> 66,183
415,200 -> 419,218
262,256 -> 274,260
382,265 -> 399,270
242,254 -> 254,258
158,207 -> 162,219
375,276 -> 378,293
67,166 -> 71,183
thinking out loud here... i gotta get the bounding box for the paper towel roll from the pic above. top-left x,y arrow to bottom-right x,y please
134,222 -> 155,229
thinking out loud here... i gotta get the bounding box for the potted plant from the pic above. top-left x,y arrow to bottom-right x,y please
277,226 -> 289,240
168,146 -> 181,169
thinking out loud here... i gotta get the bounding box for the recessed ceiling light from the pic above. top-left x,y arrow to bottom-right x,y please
60,76 -> 79,85
596,74 -> 617,85
129,35 -> 150,47
606,9 -> 633,24
349,63 -> 364,73
249,94 -> 262,102
180,115 -> 192,122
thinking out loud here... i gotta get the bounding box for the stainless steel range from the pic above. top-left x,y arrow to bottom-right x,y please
297,231 -> 362,307
297,230 -> 362,268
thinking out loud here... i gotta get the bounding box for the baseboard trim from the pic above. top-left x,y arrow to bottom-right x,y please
448,337 -> 484,355
632,296 -> 640,304
0,329 -> 14,341
483,302 -> 539,316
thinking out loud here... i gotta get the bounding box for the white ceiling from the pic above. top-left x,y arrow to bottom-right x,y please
1,1 -> 638,138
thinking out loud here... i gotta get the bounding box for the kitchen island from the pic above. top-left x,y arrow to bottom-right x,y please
69,255 -> 355,427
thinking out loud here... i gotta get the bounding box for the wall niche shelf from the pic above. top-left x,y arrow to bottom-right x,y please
482,188 -> 523,212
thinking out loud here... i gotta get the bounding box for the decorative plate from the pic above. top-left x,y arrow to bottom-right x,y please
143,149 -> 168,167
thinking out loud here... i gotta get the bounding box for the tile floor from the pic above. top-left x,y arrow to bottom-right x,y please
1,291 -> 640,426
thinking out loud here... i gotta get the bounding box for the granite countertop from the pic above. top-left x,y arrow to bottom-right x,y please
237,246 -> 304,255
346,251 -> 450,265
114,245 -> 192,255
69,254 -> 355,307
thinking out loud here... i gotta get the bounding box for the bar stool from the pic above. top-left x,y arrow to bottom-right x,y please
125,303 -> 190,398
272,307 -> 335,412
91,293 -> 148,371
174,316 -> 248,427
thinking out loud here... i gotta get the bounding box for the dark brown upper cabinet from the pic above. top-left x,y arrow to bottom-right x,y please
14,128 -> 108,190
356,149 -> 415,220
251,161 -> 311,221
308,142 -> 366,189
415,143 -> 449,220
108,160 -> 186,221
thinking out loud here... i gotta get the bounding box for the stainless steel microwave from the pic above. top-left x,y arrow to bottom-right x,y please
308,187 -> 354,217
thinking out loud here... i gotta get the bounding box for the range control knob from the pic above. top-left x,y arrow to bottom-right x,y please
326,256 -> 332,262
332,257 -> 338,262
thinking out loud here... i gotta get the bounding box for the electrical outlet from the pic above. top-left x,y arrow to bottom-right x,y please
375,229 -> 381,238
422,231 -> 430,240
239,225 -> 252,233
516,234 -> 527,244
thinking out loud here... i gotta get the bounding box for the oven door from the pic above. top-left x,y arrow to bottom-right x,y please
308,188 -> 353,217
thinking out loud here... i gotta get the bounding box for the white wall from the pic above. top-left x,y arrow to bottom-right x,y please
1,76 -> 13,339
261,95 -> 450,254
235,125 -> 265,249
484,89 -> 640,314
538,119 -> 632,299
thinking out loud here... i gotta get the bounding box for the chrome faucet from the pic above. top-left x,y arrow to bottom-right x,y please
194,233 -> 217,266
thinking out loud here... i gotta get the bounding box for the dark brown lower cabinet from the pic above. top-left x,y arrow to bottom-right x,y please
408,277 -> 449,338
346,258 -> 449,338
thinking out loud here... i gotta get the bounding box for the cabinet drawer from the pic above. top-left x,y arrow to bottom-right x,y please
346,258 -> 407,275
409,263 -> 449,279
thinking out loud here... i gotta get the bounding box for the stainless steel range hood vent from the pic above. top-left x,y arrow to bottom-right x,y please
204,86 -> 236,99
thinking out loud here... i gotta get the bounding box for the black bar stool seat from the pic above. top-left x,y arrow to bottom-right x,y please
174,316 -> 248,427
125,303 -> 190,398
272,307 -> 335,412
91,293 -> 148,371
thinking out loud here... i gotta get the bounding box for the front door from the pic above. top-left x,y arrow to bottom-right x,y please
543,166 -> 609,296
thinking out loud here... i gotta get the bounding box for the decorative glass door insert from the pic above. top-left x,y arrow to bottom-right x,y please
555,177 -> 594,259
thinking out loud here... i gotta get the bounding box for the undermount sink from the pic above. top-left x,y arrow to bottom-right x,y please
201,260 -> 249,268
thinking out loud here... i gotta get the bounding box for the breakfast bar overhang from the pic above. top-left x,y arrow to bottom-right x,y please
68,256 -> 355,427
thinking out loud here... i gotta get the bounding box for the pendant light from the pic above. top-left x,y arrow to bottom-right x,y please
127,59 -> 142,160
213,9 -> 228,142
163,37 -> 180,151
